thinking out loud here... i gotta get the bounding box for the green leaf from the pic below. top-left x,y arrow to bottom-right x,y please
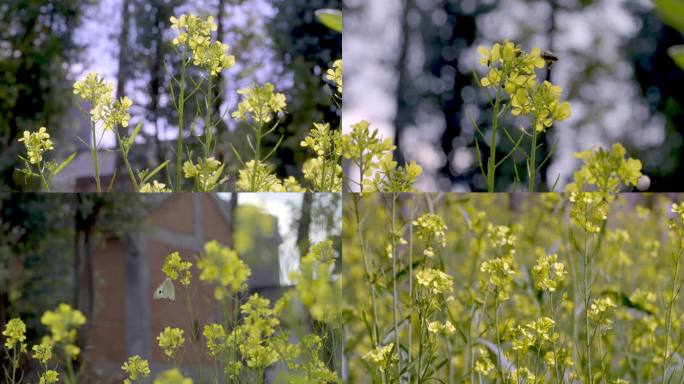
315,9 -> 342,33
655,0 -> 684,31
140,160 -> 170,184
126,121 -> 144,149
669,45 -> 684,70
53,152 -> 77,176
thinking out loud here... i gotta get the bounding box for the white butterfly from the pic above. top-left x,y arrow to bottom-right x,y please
153,277 -> 175,301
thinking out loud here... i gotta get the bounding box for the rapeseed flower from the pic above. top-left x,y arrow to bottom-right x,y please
232,83 -> 286,125
2,318 -> 27,351
157,326 -> 185,358
162,251 -> 192,286
122,354 -> 151,384
197,240 -> 251,299
18,127 -> 54,164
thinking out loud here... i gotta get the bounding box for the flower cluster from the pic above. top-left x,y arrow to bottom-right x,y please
40,303 -> 86,359
74,72 -> 132,131
532,251 -> 567,292
301,122 -> 343,191
569,192 -> 608,234
2,318 -> 27,351
474,349 -> 495,376
18,127 -> 54,165
232,83 -> 286,125
290,240 -> 341,323
233,294 -> 280,370
416,268 -> 454,295
670,202 -> 684,236
511,80 -> 572,132
477,41 -> 571,132
588,297 -> 617,330
197,240 -> 251,299
413,213 -> 447,257
327,59 -> 343,94
122,354 -> 151,384
486,224 -> 516,255
566,143 -> 643,194
342,120 -> 423,192
480,257 -> 516,298
427,320 -> 456,335
73,71 -> 113,105
157,326 -> 185,358
203,323 -> 227,357
236,160 -> 304,192
162,251 -> 193,286
170,14 -> 235,76
153,368 -> 193,384
39,370 -> 59,384
362,343 -> 395,371
139,180 -> 172,192
183,157 -> 227,192
32,339 -> 53,363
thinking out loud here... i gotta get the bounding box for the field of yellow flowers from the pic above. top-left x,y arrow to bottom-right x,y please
343,193 -> 684,383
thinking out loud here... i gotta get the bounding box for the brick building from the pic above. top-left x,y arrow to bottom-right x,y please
86,194 -> 282,382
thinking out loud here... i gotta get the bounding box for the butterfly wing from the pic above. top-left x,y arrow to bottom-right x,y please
153,277 -> 175,301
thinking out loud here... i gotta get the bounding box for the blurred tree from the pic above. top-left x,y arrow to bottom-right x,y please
268,0 -> 342,179
0,1 -> 84,191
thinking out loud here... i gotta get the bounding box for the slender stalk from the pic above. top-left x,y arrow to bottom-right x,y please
662,232 -> 683,383
391,193 -> 401,380
90,121 -> 101,192
176,49 -> 187,191
115,131 -> 138,191
352,194 -> 384,383
487,73 -> 506,192
183,285 -> 204,382
408,199 -> 414,384
494,292 -> 507,384
582,218 -> 593,384
250,121 -> 263,191
549,293 -> 561,384
528,123 -> 538,192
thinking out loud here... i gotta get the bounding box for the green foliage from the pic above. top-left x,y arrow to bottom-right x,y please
344,193 -> 684,383
149,240 -> 340,383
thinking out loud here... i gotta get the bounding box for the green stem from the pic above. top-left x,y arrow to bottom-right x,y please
391,193 -> 401,380
487,74 -> 505,192
183,285 -> 204,383
116,131 -> 138,191
176,49 -> 187,191
494,292 -> 507,384
583,219 -> 593,384
90,121 -> 101,192
528,123 -> 538,192
662,233 -> 683,383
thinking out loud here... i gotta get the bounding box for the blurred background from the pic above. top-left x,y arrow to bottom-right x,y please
0,192 -> 341,382
0,0 -> 341,191
344,0 -> 684,191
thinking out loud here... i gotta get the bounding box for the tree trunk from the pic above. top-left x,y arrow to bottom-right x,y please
73,194 -> 105,366
296,193 -> 313,257
227,192 -> 238,248
150,3 -> 165,166
392,0 -> 413,165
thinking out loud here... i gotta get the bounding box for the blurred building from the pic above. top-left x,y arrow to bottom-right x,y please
87,194 -> 282,382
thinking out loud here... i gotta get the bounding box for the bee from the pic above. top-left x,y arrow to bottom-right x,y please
541,50 -> 559,68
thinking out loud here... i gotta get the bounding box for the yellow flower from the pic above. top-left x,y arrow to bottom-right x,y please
153,368 -> 193,384
157,327 -> 185,358
32,339 -> 54,363
162,251 -> 193,286
326,59 -> 343,94
362,343 -> 394,372
2,318 -> 27,351
231,83 -> 287,125
18,127 -> 54,164
139,180 -> 171,192
39,370 -> 59,384
197,240 -> 251,299
532,252 -> 567,292
122,354 -> 151,383
416,268 -> 453,295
